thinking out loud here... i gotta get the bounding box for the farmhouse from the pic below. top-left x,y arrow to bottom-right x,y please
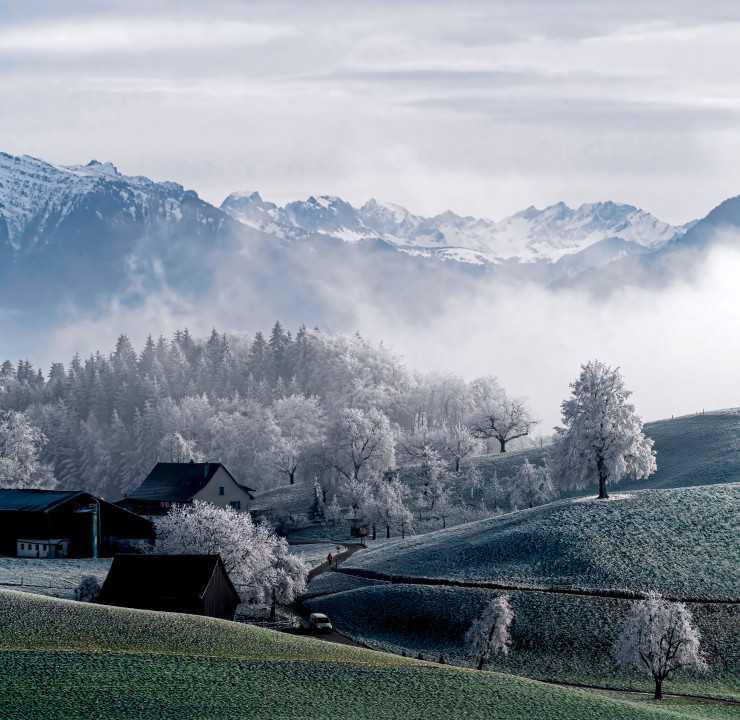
0,489 -> 154,558
118,462 -> 255,516
97,554 -> 241,620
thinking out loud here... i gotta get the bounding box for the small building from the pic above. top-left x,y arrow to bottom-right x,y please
117,462 -> 255,517
97,554 -> 241,620
0,489 -> 154,558
17,538 -> 70,558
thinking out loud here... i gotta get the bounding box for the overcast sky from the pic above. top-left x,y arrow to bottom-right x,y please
3,1 -> 740,223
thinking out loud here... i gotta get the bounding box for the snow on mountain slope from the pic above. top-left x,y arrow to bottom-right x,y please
0,153 -> 221,253
0,149 -> 686,278
220,190 -> 685,264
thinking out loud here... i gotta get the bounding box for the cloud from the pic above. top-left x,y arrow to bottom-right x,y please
0,18 -> 297,55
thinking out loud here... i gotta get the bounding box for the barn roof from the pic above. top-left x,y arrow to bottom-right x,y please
98,554 -> 240,605
124,462 -> 255,503
0,489 -> 85,512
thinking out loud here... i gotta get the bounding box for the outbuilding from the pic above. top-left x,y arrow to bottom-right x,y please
0,489 -> 154,558
97,554 -> 241,620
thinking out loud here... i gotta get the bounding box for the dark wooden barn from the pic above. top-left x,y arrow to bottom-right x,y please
97,554 -> 241,620
0,489 -> 154,558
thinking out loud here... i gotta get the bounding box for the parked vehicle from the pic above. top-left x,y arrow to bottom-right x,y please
309,612 -> 333,633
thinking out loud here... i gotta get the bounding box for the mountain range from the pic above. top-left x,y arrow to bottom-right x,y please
220,190 -> 685,265
1,150 -> 739,355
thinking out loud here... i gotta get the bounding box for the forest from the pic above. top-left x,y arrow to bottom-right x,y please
0,324 -> 545,523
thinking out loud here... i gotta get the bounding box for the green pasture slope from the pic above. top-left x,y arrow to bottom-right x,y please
306,484 -> 739,701
306,583 -> 739,700
473,409 -> 740,490
341,484 -> 740,598
0,590 -> 719,720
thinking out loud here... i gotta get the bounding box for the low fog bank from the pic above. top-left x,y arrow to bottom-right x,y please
16,240 -> 740,431
375,246 -> 740,429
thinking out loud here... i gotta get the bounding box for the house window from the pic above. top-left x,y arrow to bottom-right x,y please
218,486 -> 225,496
20,543 -> 24,550
42,545 -> 47,551
229,501 -> 241,510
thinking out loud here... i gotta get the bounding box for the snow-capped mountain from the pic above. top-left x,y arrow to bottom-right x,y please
220,191 -> 685,264
0,152 -> 228,254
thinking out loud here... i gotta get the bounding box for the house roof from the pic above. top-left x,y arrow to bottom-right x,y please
123,462 -> 255,503
0,489 -> 85,512
97,554 -> 240,606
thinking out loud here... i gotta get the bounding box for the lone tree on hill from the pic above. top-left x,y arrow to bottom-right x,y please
614,592 -> 706,700
468,377 -> 536,453
466,595 -> 514,670
549,360 -> 656,500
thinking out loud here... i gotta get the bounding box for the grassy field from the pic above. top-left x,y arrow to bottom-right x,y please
341,484 -> 740,599
471,409 -> 740,492
0,558 -> 112,599
305,583 -> 739,700
0,589 -> 719,720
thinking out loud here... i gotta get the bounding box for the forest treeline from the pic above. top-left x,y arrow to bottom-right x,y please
0,324 -> 536,503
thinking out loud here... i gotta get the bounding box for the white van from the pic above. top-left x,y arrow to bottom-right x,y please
309,612 -> 333,633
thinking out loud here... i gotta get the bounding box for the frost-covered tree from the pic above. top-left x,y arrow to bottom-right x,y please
328,407 -> 395,483
433,486 -> 454,528
264,542 -> 308,620
157,432 -> 203,463
323,494 -> 344,527
339,476 -> 375,519
466,595 -> 514,670
371,478 -> 413,538
615,592 -> 706,700
550,361 -> 656,500
268,394 -> 326,485
0,411 -> 56,489
154,501 -> 307,604
509,460 -> 555,510
441,422 -> 482,473
468,377 -> 536,453
416,445 -> 449,516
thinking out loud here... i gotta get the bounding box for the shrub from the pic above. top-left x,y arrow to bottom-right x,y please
74,576 -> 101,603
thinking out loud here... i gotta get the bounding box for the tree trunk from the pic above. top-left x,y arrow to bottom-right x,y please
476,656 -> 486,670
596,457 -> 609,499
442,517 -> 446,529
372,523 -> 377,540
654,678 -> 663,701
386,524 -> 390,539
455,457 -> 460,473
289,470 -> 295,485
499,438 -> 507,453
269,589 -> 276,621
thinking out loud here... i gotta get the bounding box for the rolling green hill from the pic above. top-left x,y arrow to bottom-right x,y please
306,584 -> 739,700
306,484 -> 739,701
473,410 -> 740,491
0,589 -> 715,720
341,484 -> 740,599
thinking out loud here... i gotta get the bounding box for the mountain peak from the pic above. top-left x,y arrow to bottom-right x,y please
80,159 -> 121,177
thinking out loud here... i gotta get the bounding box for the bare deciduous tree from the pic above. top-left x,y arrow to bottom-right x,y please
468,378 -> 536,453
